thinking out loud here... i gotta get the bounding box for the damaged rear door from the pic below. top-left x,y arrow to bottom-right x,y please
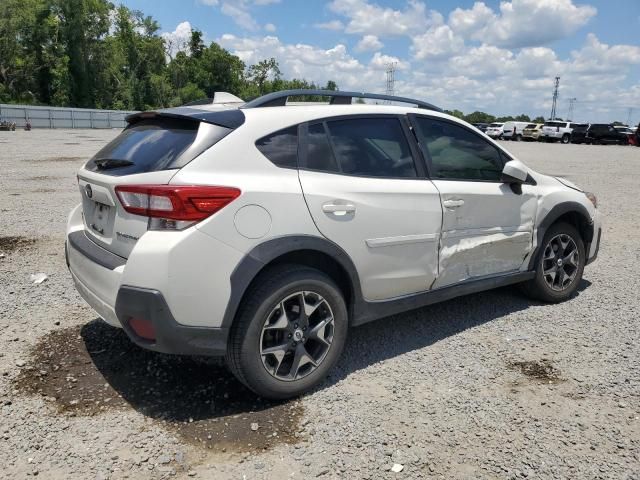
410,115 -> 537,288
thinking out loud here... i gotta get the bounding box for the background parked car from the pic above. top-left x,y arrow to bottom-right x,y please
587,124 -> 631,145
472,123 -> 489,132
613,126 -> 635,145
522,123 -> 543,141
569,124 -> 590,144
540,121 -> 579,144
502,121 -> 531,141
0,119 -> 17,131
485,122 -> 504,139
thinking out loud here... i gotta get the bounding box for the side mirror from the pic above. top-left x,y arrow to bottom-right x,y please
501,160 -> 528,184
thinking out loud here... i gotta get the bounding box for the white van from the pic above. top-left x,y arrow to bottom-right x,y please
502,121 -> 531,141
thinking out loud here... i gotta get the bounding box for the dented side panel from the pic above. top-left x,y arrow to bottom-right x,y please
431,180 -> 538,288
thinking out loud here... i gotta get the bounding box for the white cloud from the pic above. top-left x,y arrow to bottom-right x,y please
264,23 -> 277,32
570,33 -> 640,74
328,0 -> 435,37
449,0 -> 597,48
411,24 -> 465,60
448,2 -> 495,37
369,52 -> 409,70
355,35 -> 383,53
199,0 -> 280,31
218,34 -> 387,90
221,2 -> 259,30
161,21 -> 193,58
314,20 -> 345,31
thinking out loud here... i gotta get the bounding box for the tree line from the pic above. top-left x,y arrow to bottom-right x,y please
0,0 -> 336,110
443,110 -> 547,125
1,0 -> 569,124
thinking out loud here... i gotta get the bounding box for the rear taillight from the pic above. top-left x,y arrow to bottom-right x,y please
115,185 -> 241,230
128,317 -> 156,341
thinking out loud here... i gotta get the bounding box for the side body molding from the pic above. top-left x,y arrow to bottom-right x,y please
222,235 -> 537,330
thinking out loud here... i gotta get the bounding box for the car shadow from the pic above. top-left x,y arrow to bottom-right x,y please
81,279 -> 591,421
327,279 -> 590,384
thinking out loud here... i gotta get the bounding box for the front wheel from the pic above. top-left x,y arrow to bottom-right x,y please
226,265 -> 348,399
561,134 -> 570,144
521,222 -> 585,303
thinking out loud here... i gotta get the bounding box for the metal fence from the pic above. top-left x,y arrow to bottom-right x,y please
0,104 -> 138,129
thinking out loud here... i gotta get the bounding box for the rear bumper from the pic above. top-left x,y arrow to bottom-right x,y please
115,286 -> 228,356
66,204 -> 231,357
67,234 -> 229,356
540,132 -> 563,139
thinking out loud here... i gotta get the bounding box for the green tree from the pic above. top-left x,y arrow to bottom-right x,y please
464,111 -> 496,124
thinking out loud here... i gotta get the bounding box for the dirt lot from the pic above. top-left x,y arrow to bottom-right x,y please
0,129 -> 639,479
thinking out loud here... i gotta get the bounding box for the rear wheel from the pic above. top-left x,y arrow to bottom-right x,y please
226,265 -> 348,399
561,134 -> 570,144
521,222 -> 585,302
516,134 -> 522,142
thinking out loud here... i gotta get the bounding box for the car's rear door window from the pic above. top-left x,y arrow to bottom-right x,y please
306,123 -> 340,173
323,117 -> 417,178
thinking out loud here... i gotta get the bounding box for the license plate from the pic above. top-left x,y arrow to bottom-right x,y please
89,202 -> 111,236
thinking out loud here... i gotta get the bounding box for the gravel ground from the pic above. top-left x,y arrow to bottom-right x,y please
0,129 -> 639,479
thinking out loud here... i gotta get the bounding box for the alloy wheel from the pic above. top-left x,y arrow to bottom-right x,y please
260,291 -> 335,381
541,234 -> 580,291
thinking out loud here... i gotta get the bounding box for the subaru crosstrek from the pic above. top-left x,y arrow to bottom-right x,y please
66,89 -> 602,399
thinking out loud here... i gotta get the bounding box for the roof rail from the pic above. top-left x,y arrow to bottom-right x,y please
241,89 -> 442,112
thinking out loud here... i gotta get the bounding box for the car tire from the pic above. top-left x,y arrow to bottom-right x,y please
521,222 -> 585,303
226,264 -> 348,399
561,134 -> 570,144
516,134 -> 522,142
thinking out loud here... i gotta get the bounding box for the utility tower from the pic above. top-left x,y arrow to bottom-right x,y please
627,108 -> 634,125
567,97 -> 577,121
385,62 -> 397,99
550,76 -> 560,120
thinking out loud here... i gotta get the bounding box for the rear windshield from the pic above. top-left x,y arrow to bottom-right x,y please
525,124 -> 536,128
85,118 -> 231,175
544,121 -> 565,127
488,123 -> 503,127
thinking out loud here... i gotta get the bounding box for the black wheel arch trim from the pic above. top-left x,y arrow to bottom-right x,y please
528,201 -> 595,270
221,235 -> 364,329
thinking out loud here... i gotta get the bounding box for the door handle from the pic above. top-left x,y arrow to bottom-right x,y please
443,199 -> 465,209
322,202 -> 356,215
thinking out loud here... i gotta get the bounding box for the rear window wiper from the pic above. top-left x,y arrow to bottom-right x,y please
94,158 -> 135,170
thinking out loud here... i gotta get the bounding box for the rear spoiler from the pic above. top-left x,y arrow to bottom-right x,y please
125,107 -> 245,129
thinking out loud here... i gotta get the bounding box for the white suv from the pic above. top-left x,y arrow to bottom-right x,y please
485,122 -> 505,139
66,90 -> 602,399
540,121 -> 578,144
